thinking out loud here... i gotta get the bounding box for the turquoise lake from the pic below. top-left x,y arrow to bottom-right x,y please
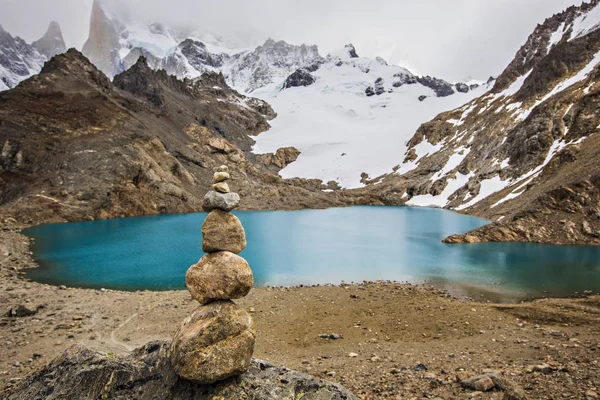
24,206 -> 600,302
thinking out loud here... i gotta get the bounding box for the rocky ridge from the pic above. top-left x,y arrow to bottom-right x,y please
368,0 -> 600,245
0,22 -> 66,91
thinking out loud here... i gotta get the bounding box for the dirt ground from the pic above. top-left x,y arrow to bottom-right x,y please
1,227 -> 600,399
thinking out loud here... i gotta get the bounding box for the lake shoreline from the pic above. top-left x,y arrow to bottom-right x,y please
2,225 -> 600,399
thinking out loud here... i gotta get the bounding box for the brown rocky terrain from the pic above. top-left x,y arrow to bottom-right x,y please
0,49 -> 391,228
365,0 -> 600,246
1,227 -> 600,399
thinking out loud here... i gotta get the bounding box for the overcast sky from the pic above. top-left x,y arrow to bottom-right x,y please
0,0 -> 588,81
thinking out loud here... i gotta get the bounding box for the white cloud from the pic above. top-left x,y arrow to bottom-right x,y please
0,0 -> 588,81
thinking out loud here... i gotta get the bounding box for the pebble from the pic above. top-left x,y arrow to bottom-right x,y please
585,390 -> 599,399
413,362 -> 428,371
348,352 -> 358,358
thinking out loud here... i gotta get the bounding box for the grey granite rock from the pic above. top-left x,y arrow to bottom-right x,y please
4,341 -> 359,400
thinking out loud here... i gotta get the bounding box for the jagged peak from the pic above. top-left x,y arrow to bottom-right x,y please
40,48 -> 109,84
195,70 -> 228,88
128,55 -> 153,73
32,20 -> 67,58
46,21 -> 63,37
492,0 -> 600,93
345,44 -> 359,58
258,38 -> 319,52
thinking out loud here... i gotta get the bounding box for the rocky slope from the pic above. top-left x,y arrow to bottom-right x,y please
372,0 -> 600,245
0,22 -> 66,91
4,341 -> 358,399
0,49 -> 383,226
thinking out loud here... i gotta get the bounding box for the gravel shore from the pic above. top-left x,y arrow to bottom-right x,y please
1,226 -> 599,399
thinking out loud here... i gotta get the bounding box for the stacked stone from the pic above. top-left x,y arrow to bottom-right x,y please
168,165 -> 255,384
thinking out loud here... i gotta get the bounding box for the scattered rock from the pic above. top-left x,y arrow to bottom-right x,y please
413,362 -> 428,371
7,305 -> 38,318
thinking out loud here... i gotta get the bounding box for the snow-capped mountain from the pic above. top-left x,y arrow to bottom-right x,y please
372,0 -> 600,245
79,0 -> 488,188
82,0 -> 322,94
0,22 -> 66,91
250,44 -> 492,188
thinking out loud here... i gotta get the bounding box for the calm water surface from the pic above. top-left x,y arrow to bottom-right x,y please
24,207 -> 600,302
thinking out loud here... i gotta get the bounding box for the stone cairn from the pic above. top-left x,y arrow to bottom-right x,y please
168,165 -> 255,384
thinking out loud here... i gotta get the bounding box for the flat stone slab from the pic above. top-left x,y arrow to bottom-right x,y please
4,341 -> 359,400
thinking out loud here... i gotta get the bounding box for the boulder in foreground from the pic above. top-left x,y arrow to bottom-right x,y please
3,341 -> 359,399
169,300 -> 255,384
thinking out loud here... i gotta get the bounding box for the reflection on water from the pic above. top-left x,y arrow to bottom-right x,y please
24,206 -> 600,302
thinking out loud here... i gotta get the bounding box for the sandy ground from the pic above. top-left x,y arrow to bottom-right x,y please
1,227 -> 600,399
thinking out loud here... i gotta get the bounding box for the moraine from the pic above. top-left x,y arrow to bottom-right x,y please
24,206 -> 600,302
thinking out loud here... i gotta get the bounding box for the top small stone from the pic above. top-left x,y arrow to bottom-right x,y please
217,165 -> 229,173
214,172 -> 230,183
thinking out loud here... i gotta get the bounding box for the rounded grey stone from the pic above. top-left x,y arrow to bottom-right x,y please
202,191 -> 240,212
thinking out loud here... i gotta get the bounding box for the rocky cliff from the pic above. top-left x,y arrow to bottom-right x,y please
0,49 -> 381,226
373,0 -> 600,245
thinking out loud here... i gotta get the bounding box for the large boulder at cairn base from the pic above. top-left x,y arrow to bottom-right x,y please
202,191 -> 240,212
168,300 -> 255,384
202,209 -> 247,254
3,341 -> 359,399
186,252 -> 253,304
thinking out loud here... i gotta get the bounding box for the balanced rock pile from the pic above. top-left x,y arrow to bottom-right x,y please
168,165 -> 256,384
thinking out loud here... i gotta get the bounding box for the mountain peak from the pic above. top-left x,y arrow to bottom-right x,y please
82,0 -> 122,78
32,21 -> 67,58
46,21 -> 62,36
38,48 -> 111,89
345,44 -> 359,58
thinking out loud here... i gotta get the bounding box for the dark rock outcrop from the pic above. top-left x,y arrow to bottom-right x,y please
345,43 -> 359,58
416,76 -> 455,97
4,341 -> 359,400
455,83 -> 469,93
374,77 -> 386,95
282,68 -> 316,89
258,147 -> 301,169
